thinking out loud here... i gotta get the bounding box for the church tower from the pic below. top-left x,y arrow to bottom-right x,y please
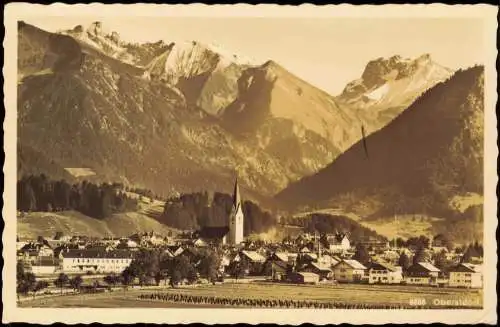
228,176 -> 244,245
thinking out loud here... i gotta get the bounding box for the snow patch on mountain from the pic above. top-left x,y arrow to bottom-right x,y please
366,83 -> 390,101
206,42 -> 258,66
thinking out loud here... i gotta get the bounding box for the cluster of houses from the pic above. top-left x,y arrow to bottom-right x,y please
16,179 -> 483,289
16,229 -> 483,289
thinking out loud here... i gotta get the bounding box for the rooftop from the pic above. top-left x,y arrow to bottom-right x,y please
339,259 -> 367,270
241,250 -> 266,263
417,262 -> 441,272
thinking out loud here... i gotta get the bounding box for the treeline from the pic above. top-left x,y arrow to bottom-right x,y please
283,213 -> 387,242
160,192 -> 275,235
392,235 -> 433,249
17,174 -> 138,219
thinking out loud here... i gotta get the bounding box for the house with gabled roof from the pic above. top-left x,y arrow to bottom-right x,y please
367,261 -> 403,284
327,232 -> 351,253
405,262 -> 440,286
449,263 -> 482,288
302,262 -> 333,280
289,271 -> 320,284
266,252 -> 297,280
232,250 -> 267,275
237,250 -> 266,264
317,254 -> 340,269
300,246 -> 311,254
18,242 -> 54,264
270,252 -> 298,265
332,259 -> 367,283
28,257 -> 59,275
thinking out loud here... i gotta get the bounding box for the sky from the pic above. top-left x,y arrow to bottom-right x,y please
25,17 -> 485,95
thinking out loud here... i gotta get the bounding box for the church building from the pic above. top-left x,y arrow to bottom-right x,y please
195,176 -> 245,246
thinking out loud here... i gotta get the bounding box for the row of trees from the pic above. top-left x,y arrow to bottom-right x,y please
118,248 -> 223,288
17,174 -> 138,219
17,248 -> 254,300
16,262 -> 83,299
161,192 -> 275,235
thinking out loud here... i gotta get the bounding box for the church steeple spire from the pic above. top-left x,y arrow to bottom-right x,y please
228,173 -> 244,245
233,175 -> 241,210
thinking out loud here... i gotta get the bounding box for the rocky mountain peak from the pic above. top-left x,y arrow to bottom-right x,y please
414,53 -> 432,66
109,31 -> 121,44
87,21 -> 103,37
336,53 -> 453,135
72,25 -> 84,34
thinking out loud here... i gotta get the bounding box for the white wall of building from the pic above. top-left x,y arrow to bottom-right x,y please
62,257 -> 132,274
449,271 -> 482,288
405,276 -> 433,285
30,265 -> 57,275
333,263 -> 365,283
228,205 -> 244,245
369,268 -> 403,284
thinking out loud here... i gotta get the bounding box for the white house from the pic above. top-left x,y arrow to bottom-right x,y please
233,250 -> 266,275
368,261 -> 403,284
448,263 -> 483,288
60,249 -> 134,274
405,262 -> 440,286
29,260 -> 59,275
327,233 -> 351,253
332,259 -> 367,283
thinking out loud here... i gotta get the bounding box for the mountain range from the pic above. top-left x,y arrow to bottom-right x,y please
17,21 -> 482,241
276,66 -> 484,243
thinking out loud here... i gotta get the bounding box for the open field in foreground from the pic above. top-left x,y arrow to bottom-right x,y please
19,282 -> 482,309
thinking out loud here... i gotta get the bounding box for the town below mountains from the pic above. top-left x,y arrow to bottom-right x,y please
17,21 -> 483,245
17,225 -> 484,302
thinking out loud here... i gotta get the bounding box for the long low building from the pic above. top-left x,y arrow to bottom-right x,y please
60,249 -> 135,274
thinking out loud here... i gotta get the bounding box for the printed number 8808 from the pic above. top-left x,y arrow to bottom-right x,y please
409,298 -> 427,306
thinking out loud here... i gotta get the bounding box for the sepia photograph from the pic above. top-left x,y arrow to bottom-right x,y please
3,3 -> 498,325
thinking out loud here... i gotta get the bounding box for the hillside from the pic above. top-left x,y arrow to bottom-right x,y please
17,210 -> 178,240
275,66 -> 484,243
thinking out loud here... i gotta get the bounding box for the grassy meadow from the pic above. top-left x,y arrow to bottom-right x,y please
19,282 -> 482,309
